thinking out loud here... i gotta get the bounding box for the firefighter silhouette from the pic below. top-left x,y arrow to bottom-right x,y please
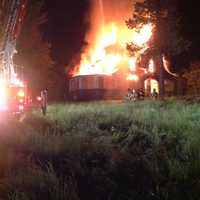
152,88 -> 158,99
41,89 -> 48,115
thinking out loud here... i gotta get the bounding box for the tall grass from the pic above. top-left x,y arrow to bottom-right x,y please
0,100 -> 199,199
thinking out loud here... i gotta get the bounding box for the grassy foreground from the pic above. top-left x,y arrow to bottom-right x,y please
0,100 -> 200,199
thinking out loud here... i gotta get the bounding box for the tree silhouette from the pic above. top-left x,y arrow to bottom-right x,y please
127,0 -> 190,96
15,0 -> 57,99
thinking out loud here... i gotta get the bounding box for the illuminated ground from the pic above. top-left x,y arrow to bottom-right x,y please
0,100 -> 199,199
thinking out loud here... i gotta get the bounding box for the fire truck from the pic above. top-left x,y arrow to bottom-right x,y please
0,82 -> 28,113
0,0 -> 28,113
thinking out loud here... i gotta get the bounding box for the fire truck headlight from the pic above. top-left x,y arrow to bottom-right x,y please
19,105 -> 24,111
37,96 -> 41,101
19,99 -> 24,103
18,90 -> 25,97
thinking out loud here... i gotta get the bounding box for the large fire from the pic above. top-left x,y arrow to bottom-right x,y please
71,0 -> 153,79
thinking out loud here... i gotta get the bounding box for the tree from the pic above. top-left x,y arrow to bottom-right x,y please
127,0 -> 190,96
14,0 -> 57,99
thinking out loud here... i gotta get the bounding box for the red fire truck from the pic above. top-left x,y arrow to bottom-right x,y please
0,82 -> 29,113
0,0 -> 29,114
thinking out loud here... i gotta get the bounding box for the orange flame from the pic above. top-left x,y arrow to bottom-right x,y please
128,57 -> 137,72
71,0 -> 153,78
126,73 -> 139,81
148,59 -> 154,73
132,24 -> 153,47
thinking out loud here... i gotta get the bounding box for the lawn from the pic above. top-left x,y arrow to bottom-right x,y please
0,100 -> 199,200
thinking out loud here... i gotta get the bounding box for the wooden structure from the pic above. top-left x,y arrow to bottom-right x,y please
69,74 -> 128,100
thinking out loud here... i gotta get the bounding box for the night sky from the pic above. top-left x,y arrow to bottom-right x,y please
43,0 -> 90,68
43,0 -> 200,70
179,1 -> 200,61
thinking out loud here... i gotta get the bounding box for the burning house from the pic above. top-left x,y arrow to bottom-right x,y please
68,0 -> 177,100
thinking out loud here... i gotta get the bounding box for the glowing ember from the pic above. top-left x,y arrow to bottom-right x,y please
148,59 -> 154,73
126,73 -> 139,81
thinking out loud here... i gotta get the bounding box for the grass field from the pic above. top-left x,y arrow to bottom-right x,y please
0,100 -> 200,199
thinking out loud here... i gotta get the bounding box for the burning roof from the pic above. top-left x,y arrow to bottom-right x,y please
70,0 -> 154,80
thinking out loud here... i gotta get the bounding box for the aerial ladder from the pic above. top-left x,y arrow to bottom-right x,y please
0,0 -> 28,113
0,0 -> 27,83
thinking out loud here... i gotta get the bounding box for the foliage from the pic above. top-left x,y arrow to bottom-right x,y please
14,0 -> 57,98
0,100 -> 199,199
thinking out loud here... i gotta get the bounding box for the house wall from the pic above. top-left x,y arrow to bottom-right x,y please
68,75 -> 128,100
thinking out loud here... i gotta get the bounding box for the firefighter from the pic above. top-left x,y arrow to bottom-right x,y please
139,88 -> 145,100
132,89 -> 138,101
41,89 -> 48,115
127,88 -> 132,100
152,88 -> 158,99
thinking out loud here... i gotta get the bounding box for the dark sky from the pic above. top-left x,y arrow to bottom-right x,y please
43,0 -> 90,67
178,1 -> 200,64
43,0 -> 200,69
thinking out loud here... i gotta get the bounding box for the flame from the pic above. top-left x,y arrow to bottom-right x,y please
163,56 -> 178,77
132,24 -> 153,47
71,0 -> 153,79
128,57 -> 137,72
72,23 -> 153,77
126,73 -> 139,81
148,59 -> 154,73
